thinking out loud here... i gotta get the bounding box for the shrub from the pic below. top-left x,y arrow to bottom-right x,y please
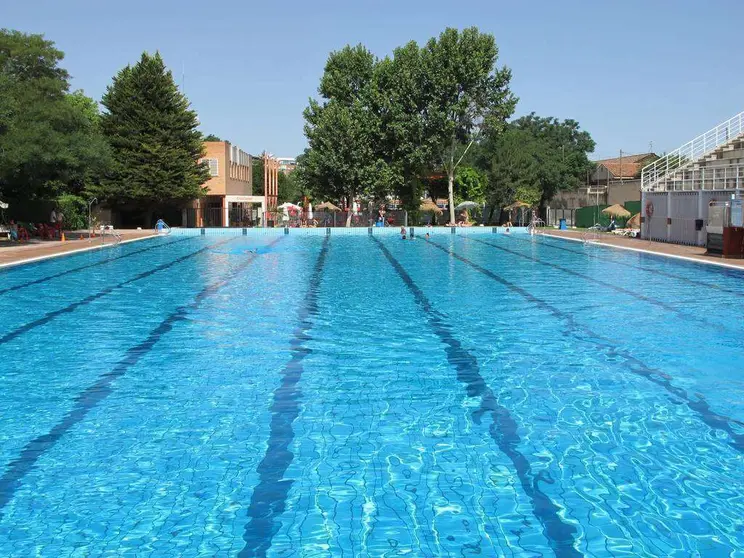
56,194 -> 87,230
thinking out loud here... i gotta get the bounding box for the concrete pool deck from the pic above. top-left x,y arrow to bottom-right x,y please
543,229 -> 744,270
0,230 -> 157,269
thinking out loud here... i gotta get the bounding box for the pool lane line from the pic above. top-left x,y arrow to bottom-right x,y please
372,237 -> 582,558
510,234 -> 744,298
466,236 -> 731,335
239,236 -> 330,558
0,236 -> 195,296
426,238 -> 744,453
0,237 -> 236,347
0,237 -> 283,517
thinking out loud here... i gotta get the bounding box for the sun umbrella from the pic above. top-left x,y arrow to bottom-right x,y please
420,199 -> 443,214
504,201 -> 531,211
278,202 -> 301,211
602,204 -> 631,219
627,212 -> 640,228
316,201 -> 341,212
455,201 -> 479,211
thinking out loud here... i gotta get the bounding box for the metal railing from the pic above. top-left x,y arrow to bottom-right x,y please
642,110 -> 744,191
658,163 -> 744,191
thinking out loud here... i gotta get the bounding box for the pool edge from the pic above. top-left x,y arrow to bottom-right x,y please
0,234 -> 158,270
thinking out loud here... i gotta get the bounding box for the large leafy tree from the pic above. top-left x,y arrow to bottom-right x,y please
300,45 -> 387,225
0,29 -> 110,200
479,127 -> 541,222
511,113 -> 595,205
98,52 -> 208,223
421,27 -> 516,224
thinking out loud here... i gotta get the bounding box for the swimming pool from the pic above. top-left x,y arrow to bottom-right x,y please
1,231 -> 743,556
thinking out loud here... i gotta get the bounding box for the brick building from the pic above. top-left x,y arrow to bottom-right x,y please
189,141 -> 265,227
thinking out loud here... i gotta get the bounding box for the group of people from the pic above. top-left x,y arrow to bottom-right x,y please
400,226 -> 431,240
7,208 -> 64,242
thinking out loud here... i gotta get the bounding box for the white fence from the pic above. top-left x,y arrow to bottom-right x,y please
641,189 -> 737,246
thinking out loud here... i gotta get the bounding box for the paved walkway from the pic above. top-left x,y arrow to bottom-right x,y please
543,230 -> 744,270
0,230 -> 157,268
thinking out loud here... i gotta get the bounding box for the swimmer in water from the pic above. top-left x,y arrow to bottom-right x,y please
425,232 -> 430,239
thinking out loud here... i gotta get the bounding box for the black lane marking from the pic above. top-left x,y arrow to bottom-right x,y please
239,236 -> 330,558
513,234 -> 744,298
372,237 -> 581,558
0,238 -> 236,347
0,237 -> 282,516
427,238 -> 744,453
468,236 -> 729,334
0,236 -> 194,296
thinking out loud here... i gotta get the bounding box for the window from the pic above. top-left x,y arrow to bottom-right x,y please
201,158 -> 219,177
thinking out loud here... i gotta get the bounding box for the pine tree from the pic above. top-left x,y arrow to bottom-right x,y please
98,52 -> 208,223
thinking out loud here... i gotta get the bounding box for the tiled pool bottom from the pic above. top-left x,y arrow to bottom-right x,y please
1,233 -> 743,556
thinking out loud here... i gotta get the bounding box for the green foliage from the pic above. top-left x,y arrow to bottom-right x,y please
477,115 -> 595,218
252,157 -> 264,195
300,45 -> 387,218
421,27 -> 516,222
277,171 -> 300,204
510,113 -> 595,204
454,166 -> 486,203
97,51 -> 208,219
0,30 -> 111,200
298,28 -> 516,220
203,133 -> 221,141
56,193 -> 87,229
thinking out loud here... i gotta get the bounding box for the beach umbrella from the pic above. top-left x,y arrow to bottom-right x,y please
627,212 -> 640,228
316,201 -> 341,212
504,201 -> 531,211
0,201 -> 7,209
602,204 -> 631,219
278,202 -> 301,211
455,201 -> 479,210
420,199 -> 443,214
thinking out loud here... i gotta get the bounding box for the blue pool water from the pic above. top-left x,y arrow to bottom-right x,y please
1,231 -> 744,557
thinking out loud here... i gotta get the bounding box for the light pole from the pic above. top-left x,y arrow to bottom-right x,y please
88,197 -> 97,241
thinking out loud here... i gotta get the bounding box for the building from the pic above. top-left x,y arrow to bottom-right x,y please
642,111 -> 744,245
277,157 -> 297,174
188,141 -> 265,227
550,152 -> 658,210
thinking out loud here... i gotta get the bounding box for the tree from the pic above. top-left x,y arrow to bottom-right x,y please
478,127 -> 540,223
454,166 -> 486,203
511,113 -> 595,205
421,27 -> 516,224
300,45 -> 387,225
203,133 -> 221,141
277,170 -> 300,204
0,30 -> 110,200
98,51 -> 209,224
252,157 -> 264,195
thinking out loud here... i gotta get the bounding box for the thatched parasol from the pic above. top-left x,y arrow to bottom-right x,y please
420,199 -> 443,214
316,201 -> 341,212
504,201 -> 531,211
602,204 -> 631,219
627,212 -> 640,228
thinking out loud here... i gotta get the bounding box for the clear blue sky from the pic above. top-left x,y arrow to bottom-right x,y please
5,0 -> 743,160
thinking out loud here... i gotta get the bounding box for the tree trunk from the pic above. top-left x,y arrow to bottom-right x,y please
447,168 -> 455,225
345,196 -> 352,227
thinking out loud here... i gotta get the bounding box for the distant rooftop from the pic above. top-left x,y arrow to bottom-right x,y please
595,152 -> 658,180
